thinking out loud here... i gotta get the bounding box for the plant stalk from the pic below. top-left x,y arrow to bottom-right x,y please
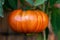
43,31 -> 46,40
42,2 -> 46,40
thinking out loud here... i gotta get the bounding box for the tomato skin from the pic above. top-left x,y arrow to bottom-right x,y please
8,10 -> 49,33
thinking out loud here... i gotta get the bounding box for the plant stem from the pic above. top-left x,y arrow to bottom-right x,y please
43,31 -> 46,40
42,2 -> 46,40
47,0 -> 53,33
43,3 -> 45,12
46,0 -> 56,40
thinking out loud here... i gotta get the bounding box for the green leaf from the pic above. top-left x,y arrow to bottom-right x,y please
57,31 -> 60,40
20,0 -> 25,5
25,0 -> 34,6
51,8 -> 60,40
34,0 -> 46,6
0,8 -> 4,17
4,0 -> 13,9
8,0 -> 17,9
56,0 -> 60,3
51,8 -> 60,33
49,0 -> 57,7
0,0 -> 4,17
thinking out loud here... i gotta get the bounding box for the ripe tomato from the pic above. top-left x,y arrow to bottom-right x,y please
8,10 -> 49,33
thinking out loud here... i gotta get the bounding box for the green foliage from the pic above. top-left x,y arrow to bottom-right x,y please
57,31 -> 60,40
4,0 -> 47,9
51,8 -> 60,40
34,0 -> 46,6
25,0 -> 34,6
4,0 -> 12,9
0,0 -> 4,17
8,0 -> 17,9
0,7 -> 4,17
25,0 -> 46,6
56,0 -> 60,3
49,0 -> 57,7
36,33 -> 43,40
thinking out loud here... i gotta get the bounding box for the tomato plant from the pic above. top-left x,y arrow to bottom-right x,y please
0,0 -> 60,40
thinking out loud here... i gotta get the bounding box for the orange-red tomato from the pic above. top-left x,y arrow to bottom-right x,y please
8,10 -> 49,33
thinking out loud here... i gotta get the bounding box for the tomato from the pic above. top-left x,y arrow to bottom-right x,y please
8,10 -> 49,33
